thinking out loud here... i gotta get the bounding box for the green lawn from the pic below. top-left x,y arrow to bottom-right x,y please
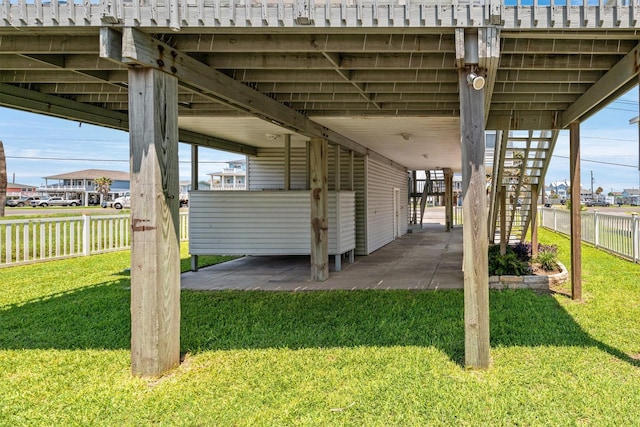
1,231 -> 640,426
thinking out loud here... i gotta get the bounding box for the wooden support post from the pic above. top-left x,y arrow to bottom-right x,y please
569,122 -> 582,301
128,68 -> 181,377
500,186 -> 507,256
284,134 -> 291,190
335,145 -> 341,191
305,140 -> 311,190
412,170 -> 418,225
349,150 -> 354,191
310,137 -> 329,281
190,144 -> 198,272
444,168 -> 453,231
459,68 -> 490,369
530,184 -> 539,257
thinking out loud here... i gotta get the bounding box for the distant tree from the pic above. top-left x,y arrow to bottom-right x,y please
94,176 -> 112,202
596,186 -> 604,195
0,141 -> 6,217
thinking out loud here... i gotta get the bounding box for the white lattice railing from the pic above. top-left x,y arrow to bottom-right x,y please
540,208 -> 640,264
1,0 -> 636,29
0,212 -> 189,267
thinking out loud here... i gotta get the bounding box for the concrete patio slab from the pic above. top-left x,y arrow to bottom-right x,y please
181,219 -> 464,292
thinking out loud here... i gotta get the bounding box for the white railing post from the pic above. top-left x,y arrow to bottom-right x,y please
553,208 -> 557,231
82,214 -> 91,256
594,210 -> 599,248
633,213 -> 639,263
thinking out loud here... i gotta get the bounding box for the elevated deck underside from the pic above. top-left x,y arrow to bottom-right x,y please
1,2 -> 638,174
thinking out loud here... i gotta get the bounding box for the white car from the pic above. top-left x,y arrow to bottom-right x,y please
112,195 -> 131,210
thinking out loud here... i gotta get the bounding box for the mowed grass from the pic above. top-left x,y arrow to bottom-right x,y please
1,231 -> 640,426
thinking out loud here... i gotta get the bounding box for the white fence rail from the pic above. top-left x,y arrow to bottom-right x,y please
453,206 -> 463,227
541,208 -> 640,264
0,212 -> 189,267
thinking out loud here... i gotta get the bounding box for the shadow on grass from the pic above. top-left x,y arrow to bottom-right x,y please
1,283 -> 637,367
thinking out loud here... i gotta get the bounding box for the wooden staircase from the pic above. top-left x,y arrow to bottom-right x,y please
409,170 -> 445,225
489,130 -> 559,244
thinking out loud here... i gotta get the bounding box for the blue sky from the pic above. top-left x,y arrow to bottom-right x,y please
1,87 -> 639,192
0,109 -> 236,187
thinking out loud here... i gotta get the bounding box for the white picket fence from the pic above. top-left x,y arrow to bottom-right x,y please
541,208 -> 640,264
0,212 -> 189,267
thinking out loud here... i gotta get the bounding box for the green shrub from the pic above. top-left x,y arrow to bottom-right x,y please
533,249 -> 559,271
488,245 -> 532,276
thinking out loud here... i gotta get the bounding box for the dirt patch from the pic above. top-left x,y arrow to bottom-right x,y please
531,263 -> 562,276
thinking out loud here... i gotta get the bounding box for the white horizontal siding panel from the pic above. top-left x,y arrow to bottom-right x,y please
189,190 -> 355,256
354,155 -> 367,255
248,147 -> 307,190
366,157 -> 408,254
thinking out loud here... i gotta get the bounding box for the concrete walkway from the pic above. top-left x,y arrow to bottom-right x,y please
181,217 -> 463,292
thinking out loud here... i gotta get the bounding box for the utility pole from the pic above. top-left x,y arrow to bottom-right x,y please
591,170 -> 594,200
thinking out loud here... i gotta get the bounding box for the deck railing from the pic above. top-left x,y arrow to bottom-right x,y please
2,0 -> 636,29
0,212 -> 189,267
541,207 -> 640,263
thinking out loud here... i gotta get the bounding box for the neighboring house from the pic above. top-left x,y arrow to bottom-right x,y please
207,159 -> 247,190
622,189 -> 640,206
580,187 -> 592,201
547,181 -> 570,201
41,169 -> 130,206
610,191 -> 623,205
6,182 -> 37,197
179,180 -> 211,194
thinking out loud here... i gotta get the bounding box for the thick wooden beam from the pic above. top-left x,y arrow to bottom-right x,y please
500,186 -> 507,256
0,82 -> 256,155
190,144 -> 199,272
129,67 -> 181,377
459,68 -> 490,369
569,122 -> 582,301
561,44 -> 640,128
284,134 -> 291,191
530,184 -> 539,257
444,168 -> 453,232
310,137 -> 329,282
100,28 -> 372,160
334,145 -> 341,191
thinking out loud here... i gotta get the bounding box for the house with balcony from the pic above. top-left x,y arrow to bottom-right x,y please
207,159 -> 247,190
40,169 -> 130,206
546,181 -> 570,203
6,182 -> 37,197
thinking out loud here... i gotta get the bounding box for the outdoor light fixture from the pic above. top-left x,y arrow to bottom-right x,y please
265,133 -> 281,141
401,133 -> 412,141
467,71 -> 485,90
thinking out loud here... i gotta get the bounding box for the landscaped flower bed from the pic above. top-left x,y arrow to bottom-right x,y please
488,242 -> 568,290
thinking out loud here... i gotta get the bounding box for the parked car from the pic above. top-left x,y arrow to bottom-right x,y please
6,196 -> 40,207
111,195 -> 131,210
31,196 -> 81,207
586,200 -> 610,207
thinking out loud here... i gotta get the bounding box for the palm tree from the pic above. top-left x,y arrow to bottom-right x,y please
94,176 -> 112,205
0,141 -> 6,217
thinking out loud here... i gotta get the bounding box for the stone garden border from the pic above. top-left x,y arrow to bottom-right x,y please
489,261 -> 568,291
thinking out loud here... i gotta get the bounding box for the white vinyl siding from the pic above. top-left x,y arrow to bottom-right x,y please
247,146 -> 307,190
243,146 -> 402,256
353,155 -> 367,255
189,191 -> 355,256
366,157 -> 408,254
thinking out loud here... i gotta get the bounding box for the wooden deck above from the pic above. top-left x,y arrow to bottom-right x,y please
1,1 -> 639,173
